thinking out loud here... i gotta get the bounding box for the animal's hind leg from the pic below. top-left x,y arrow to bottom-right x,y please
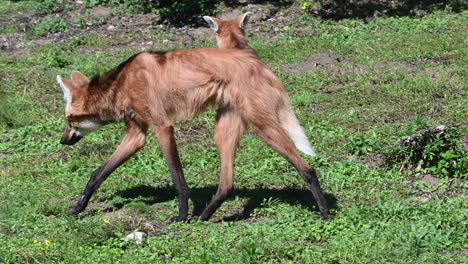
249,117 -> 329,220
197,108 -> 245,221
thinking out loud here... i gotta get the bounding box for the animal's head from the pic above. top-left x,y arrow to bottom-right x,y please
57,71 -> 103,145
203,12 -> 253,49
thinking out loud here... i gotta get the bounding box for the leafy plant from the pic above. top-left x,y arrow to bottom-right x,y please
31,0 -> 66,13
346,131 -> 382,156
28,17 -> 69,38
387,123 -> 467,178
398,115 -> 431,137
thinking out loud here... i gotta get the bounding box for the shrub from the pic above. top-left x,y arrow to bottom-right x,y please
386,121 -> 467,178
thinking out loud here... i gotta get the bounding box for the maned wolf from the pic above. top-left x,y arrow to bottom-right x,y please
203,12 -> 254,50
57,47 -> 329,221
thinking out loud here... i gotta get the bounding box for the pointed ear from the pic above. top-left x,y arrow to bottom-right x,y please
57,75 -> 72,107
71,71 -> 90,88
238,12 -> 253,29
203,16 -> 220,32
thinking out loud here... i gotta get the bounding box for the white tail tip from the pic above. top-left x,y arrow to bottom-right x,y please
280,107 -> 317,157
292,131 -> 317,156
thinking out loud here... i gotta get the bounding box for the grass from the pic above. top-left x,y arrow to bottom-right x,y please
0,1 -> 467,263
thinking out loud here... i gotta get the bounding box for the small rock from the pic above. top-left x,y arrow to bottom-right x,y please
143,222 -> 154,230
107,25 -> 115,31
123,231 -> 147,244
92,6 -> 111,17
420,174 -> 439,186
416,196 -> 430,203
283,26 -> 290,31
146,41 -> 153,46
162,39 -> 169,43
76,1 -> 83,4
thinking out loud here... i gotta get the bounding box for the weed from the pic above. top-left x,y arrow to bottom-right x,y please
31,0 -> 65,13
27,17 -> 69,38
346,130 -> 382,156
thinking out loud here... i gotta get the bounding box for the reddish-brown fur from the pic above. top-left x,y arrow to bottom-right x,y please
59,47 -> 329,221
204,12 -> 254,51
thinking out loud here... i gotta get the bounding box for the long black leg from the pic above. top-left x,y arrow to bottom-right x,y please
154,125 -> 190,222
70,120 -> 147,215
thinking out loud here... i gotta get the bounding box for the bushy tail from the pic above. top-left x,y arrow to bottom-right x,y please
279,105 -> 317,156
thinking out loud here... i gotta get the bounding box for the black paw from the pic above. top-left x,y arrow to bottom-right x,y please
170,215 -> 187,223
319,209 -> 331,221
68,204 -> 84,216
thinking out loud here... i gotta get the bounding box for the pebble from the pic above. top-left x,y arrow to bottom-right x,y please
123,231 -> 147,244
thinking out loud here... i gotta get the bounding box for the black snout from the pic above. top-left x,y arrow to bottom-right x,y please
60,133 -> 82,145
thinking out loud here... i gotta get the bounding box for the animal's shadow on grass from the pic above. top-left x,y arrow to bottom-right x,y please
114,184 -> 337,221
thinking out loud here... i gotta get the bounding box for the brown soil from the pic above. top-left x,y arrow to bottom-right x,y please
408,173 -> 467,203
284,52 -> 451,79
0,2 -> 305,58
418,174 -> 440,186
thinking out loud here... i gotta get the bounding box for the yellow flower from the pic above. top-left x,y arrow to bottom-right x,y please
39,247 -> 45,252
97,209 -> 102,214
33,239 -> 38,244
301,2 -> 310,10
103,219 -> 110,224
45,239 -> 51,246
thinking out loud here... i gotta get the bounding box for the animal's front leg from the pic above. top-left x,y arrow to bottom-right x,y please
70,121 -> 147,215
154,125 -> 190,222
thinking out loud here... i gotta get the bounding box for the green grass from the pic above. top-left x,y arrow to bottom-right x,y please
0,2 -> 467,263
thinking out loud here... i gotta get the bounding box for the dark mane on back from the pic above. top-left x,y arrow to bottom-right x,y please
147,50 -> 168,56
87,50 -> 170,94
88,52 -> 143,91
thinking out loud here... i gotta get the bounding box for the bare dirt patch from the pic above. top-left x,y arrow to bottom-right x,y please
418,174 -> 440,186
284,52 -> 454,86
87,201 -> 112,212
408,173 -> 467,203
284,52 -> 355,75
360,153 -> 385,170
